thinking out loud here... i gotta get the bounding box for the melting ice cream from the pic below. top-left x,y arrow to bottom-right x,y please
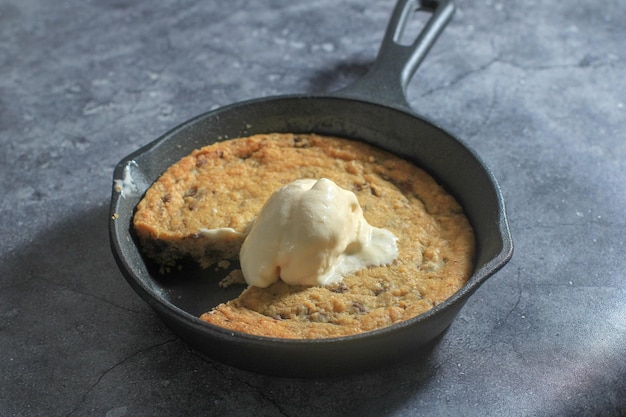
240,178 -> 398,287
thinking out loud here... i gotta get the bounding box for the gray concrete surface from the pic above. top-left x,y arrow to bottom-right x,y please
1,0 -> 624,415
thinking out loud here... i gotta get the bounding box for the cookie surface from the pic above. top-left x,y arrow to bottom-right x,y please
133,133 -> 475,338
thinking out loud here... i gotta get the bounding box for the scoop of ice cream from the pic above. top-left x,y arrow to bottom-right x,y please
239,178 -> 398,287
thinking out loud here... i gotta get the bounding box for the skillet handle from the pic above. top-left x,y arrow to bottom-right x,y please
332,0 -> 455,111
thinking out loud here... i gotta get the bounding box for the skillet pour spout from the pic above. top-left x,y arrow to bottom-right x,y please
110,0 -> 513,377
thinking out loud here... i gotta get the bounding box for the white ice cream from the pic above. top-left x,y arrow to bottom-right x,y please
197,227 -> 247,240
239,178 -> 398,288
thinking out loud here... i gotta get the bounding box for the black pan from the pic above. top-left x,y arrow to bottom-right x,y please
109,0 -> 513,377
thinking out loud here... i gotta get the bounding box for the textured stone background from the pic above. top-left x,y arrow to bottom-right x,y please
1,0 -> 624,416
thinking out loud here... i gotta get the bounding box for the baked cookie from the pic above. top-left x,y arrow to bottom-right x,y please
133,133 -> 474,338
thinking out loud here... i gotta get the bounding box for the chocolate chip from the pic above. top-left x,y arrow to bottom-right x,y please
373,287 -> 386,296
184,186 -> 198,198
330,283 -> 349,293
293,135 -> 310,148
195,156 -> 207,167
352,302 -> 368,313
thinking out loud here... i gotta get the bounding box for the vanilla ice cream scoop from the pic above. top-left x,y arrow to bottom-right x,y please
239,178 -> 398,287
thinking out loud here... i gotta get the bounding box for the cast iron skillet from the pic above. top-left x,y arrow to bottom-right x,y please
110,0 -> 513,377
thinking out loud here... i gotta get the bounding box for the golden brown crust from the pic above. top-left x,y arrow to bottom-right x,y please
134,133 -> 475,338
